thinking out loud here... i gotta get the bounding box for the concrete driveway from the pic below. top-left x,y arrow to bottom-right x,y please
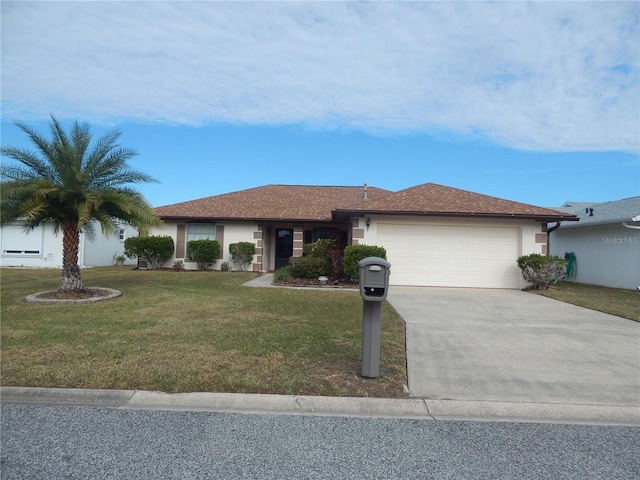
386,287 -> 640,407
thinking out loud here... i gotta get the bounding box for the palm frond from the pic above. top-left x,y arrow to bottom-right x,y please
2,116 -> 161,237
11,120 -> 57,163
1,146 -> 57,180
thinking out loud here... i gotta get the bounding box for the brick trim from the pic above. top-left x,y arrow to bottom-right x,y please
293,225 -> 304,257
253,225 -> 263,271
352,228 -> 365,239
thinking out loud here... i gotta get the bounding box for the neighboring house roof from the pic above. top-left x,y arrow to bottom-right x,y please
554,196 -> 640,228
154,182 -> 578,222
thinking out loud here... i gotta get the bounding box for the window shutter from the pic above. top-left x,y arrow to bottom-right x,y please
216,225 -> 224,259
176,224 -> 185,258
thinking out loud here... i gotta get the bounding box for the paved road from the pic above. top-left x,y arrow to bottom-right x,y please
2,404 -> 639,479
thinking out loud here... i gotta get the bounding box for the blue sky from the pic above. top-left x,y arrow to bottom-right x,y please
2,1 -> 638,209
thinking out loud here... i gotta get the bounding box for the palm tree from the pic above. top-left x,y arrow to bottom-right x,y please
1,116 -> 161,292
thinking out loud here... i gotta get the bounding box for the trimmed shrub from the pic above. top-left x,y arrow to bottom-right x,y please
187,239 -> 220,270
124,235 -> 174,270
229,242 -> 255,271
343,244 -> 387,280
290,256 -> 327,278
517,253 -> 565,290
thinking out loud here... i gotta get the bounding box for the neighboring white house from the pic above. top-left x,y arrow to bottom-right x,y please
151,183 -> 578,289
0,220 -> 139,268
548,197 -> 640,290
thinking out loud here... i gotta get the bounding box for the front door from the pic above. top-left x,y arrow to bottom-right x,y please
275,229 -> 293,269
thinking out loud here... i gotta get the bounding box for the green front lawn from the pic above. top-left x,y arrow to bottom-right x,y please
0,267 -> 407,397
540,281 -> 640,322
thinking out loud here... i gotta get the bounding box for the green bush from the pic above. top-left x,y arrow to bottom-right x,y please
517,253 -> 565,290
303,239 -> 338,258
273,265 -> 293,282
302,239 -> 339,277
187,239 -> 220,270
124,235 -> 174,270
343,244 -> 387,280
290,256 -> 327,278
327,248 -> 344,278
229,242 -> 255,271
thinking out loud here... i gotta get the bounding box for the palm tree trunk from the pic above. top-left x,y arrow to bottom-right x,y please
59,226 -> 85,292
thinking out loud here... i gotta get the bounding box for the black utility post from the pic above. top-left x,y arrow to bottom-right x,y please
358,257 -> 391,378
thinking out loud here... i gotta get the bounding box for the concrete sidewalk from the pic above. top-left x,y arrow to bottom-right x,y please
387,287 -> 640,412
243,273 -> 277,288
2,386 -> 638,426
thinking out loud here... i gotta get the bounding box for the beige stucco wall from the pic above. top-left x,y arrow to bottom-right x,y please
150,221 -> 258,271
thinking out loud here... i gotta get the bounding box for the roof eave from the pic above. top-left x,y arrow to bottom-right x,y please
334,209 -> 579,222
157,215 -> 337,223
559,218 -> 634,228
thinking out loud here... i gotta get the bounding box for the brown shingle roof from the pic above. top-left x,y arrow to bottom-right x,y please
154,184 -> 392,221
155,183 -> 577,222
338,183 -> 577,220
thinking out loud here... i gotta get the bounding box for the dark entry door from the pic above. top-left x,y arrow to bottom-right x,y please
275,229 -> 293,269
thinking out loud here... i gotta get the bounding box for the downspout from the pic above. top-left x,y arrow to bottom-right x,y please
546,222 -> 561,254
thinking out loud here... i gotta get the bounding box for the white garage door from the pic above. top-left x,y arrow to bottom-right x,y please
377,223 -> 521,288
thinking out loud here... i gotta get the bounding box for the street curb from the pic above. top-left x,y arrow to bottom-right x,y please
2,387 -> 638,426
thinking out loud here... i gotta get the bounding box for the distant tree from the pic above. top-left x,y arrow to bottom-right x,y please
1,116 -> 160,292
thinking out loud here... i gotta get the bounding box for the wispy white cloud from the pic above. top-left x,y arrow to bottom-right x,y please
2,1 -> 638,152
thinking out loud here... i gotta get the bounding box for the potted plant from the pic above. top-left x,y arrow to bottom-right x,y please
113,254 -> 126,266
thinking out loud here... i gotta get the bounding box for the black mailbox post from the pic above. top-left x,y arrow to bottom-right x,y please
358,257 -> 391,378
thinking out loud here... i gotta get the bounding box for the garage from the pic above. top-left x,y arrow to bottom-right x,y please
377,223 -> 522,288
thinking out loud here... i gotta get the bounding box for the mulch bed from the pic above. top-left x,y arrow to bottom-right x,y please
35,288 -> 114,300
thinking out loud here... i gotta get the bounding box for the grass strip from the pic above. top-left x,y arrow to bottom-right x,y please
540,281 -> 639,322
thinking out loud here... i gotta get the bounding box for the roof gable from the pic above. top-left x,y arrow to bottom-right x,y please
338,183 -> 575,220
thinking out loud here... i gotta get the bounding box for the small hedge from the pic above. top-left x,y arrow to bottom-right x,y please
290,256 -> 328,278
343,244 -> 387,280
229,242 -> 255,271
124,235 -> 174,270
517,253 -> 565,290
187,239 -> 220,270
